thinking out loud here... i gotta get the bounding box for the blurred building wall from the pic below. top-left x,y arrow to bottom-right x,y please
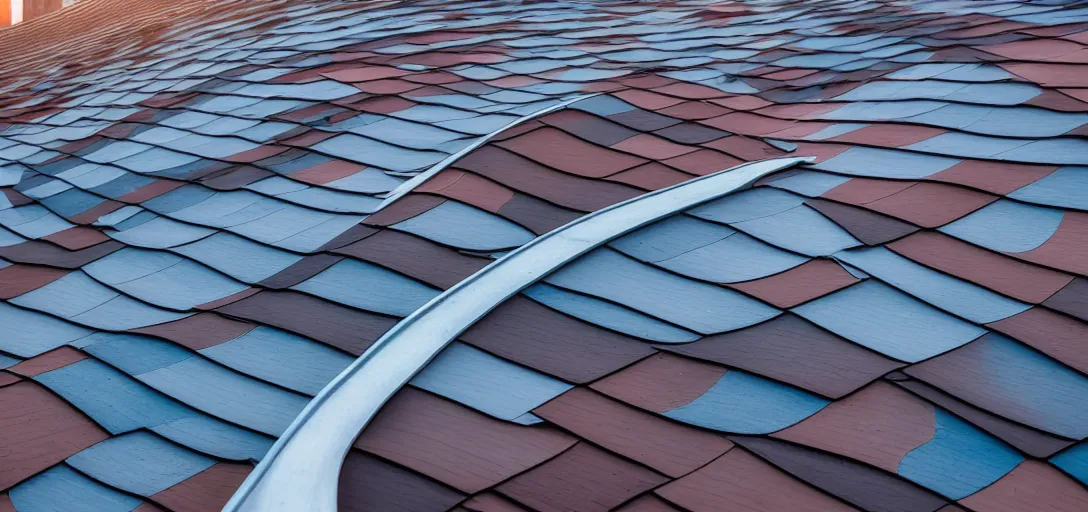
2,0 -> 71,27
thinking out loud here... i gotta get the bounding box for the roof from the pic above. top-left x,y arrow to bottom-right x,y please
0,0 -> 1087,511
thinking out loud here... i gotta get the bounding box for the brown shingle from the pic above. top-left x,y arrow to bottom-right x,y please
0,381 -> 109,491
663,314 -> 900,399
461,296 -> 656,384
535,387 -> 732,477
497,443 -> 667,512
339,451 -> 464,512
656,448 -> 858,512
356,388 -> 576,493
216,290 -> 397,355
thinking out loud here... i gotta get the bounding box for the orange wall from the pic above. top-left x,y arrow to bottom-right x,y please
23,0 -> 62,22
0,0 -> 11,27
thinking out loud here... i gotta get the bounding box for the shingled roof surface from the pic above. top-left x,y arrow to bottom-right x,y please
1,0 -> 1088,510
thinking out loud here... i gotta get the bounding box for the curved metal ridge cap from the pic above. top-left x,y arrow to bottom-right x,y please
224,156 -> 814,512
372,92 -> 603,213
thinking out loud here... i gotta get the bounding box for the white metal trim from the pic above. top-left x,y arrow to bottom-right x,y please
224,156 -> 813,512
372,93 -> 601,212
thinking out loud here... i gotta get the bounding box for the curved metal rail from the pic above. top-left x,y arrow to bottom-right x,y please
224,156 -> 813,512
372,93 -> 601,212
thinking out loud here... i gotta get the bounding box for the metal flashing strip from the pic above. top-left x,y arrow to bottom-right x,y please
371,93 -> 602,213
224,156 -> 813,512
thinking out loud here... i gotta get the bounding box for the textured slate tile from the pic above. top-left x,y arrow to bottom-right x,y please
496,127 -> 647,178
663,314 -> 901,398
339,452 -> 464,512
1044,278 -> 1088,322
837,246 -> 1030,323
332,229 -> 489,289
199,326 -> 352,396
939,199 -> 1064,253
593,352 -> 828,434
258,254 -> 343,289
215,290 -> 398,355
537,109 -> 640,147
609,108 -> 683,131
130,313 -> 255,351
960,460 -> 1088,512
656,448 -> 858,512
806,198 -> 920,246
524,283 -> 700,343
615,495 -> 684,512
654,122 -> 731,144
661,368 -> 829,434
1016,211 -> 1088,275
454,146 -> 643,212
356,387 -> 576,493
151,462 -> 253,512
66,431 -> 215,497
988,306 -> 1088,374
1009,167 -> 1088,210
894,378 -> 1073,458
0,239 -> 123,269
610,214 -> 736,263
732,436 -> 948,512
928,160 -> 1057,195
897,409 -> 1023,500
411,342 -> 572,422
795,280 -> 986,362
361,194 -> 444,227
391,200 -> 535,251
0,381 -> 109,490
727,259 -> 859,308
415,170 -> 515,213
458,493 -> 525,512
0,302 -> 91,357
773,382 -> 937,473
9,465 -> 143,512
592,353 -> 724,413
887,231 -> 1074,304
496,192 -> 582,235
654,230 -> 809,284
7,347 -> 87,377
545,249 -> 780,335
291,258 -> 439,316
461,296 -> 657,383
693,187 -> 826,225
497,443 -> 667,512
0,264 -> 68,298
905,333 -> 1088,439
605,163 -> 694,191
865,182 -> 997,228
613,133 -> 698,160
137,354 -> 309,437
704,135 -> 787,160
534,387 -> 733,477
661,148 -> 742,176
149,414 -> 272,463
821,177 -> 916,205
812,146 -> 959,179
85,248 -> 250,310
32,357 -> 190,434
775,381 -> 1023,499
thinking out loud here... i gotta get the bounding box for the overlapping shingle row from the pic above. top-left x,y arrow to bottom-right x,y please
0,0 -> 1087,510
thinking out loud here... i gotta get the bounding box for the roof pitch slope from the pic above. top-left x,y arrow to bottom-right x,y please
0,0 -> 1086,511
